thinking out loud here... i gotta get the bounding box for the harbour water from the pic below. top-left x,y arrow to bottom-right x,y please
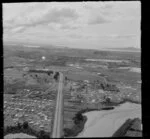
77,102 -> 141,137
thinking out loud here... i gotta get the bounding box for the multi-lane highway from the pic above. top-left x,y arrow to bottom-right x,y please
52,72 -> 64,138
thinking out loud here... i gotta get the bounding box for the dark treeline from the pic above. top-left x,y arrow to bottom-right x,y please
4,121 -> 51,139
63,111 -> 87,137
28,69 -> 53,74
54,72 -> 59,81
102,98 -> 141,107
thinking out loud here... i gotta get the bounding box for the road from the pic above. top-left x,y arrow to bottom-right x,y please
52,72 -> 64,138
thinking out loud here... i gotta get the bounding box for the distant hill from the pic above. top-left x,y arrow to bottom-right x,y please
110,47 -> 140,51
105,47 -> 140,52
3,40 -> 60,49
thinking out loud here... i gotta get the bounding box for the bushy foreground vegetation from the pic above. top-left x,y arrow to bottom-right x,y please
4,121 -> 51,139
63,112 -> 87,137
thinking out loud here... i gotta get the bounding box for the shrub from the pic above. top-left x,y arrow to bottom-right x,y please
37,130 -> 50,139
64,128 -> 73,137
23,121 -> 28,129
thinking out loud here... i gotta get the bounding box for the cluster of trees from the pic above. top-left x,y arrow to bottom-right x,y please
33,75 -> 50,84
129,59 -> 140,67
28,90 -> 56,100
100,83 -> 119,92
47,71 -> 53,76
93,51 -> 109,56
54,72 -> 59,81
4,81 -> 26,94
73,113 -> 84,124
28,70 -> 59,82
76,84 -> 86,92
63,112 -> 87,137
4,121 -> 51,139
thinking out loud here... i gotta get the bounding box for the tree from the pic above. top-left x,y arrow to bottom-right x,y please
38,130 -> 50,139
17,122 -> 22,129
5,125 -> 12,133
65,77 -> 67,80
23,121 -> 28,129
64,128 -> 73,137
106,97 -> 111,103
54,72 -> 59,81
73,112 -> 83,124
101,83 -> 105,90
48,73 -> 51,76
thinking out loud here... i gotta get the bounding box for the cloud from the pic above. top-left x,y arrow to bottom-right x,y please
84,2 -> 114,10
3,2 -> 141,49
102,3 -> 113,9
24,3 -> 48,12
60,22 -> 80,30
84,2 -> 140,24
68,33 -> 83,39
84,3 -> 114,25
43,8 -> 79,23
110,34 -> 138,39
60,25 -> 78,30
88,15 -> 109,25
123,35 -> 139,39
4,7 -> 79,33
10,26 -> 26,33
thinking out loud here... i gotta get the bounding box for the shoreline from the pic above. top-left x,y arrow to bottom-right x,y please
64,100 -> 141,137
79,99 -> 141,116
4,100 -> 141,138
64,116 -> 87,138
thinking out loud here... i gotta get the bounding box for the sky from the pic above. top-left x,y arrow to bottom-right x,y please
3,1 -> 141,49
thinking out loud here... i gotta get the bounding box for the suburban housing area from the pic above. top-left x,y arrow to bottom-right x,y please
4,44 -> 142,138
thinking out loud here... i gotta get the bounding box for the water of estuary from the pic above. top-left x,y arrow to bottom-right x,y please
77,102 -> 141,137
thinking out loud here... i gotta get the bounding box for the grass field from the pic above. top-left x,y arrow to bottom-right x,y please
65,71 -> 105,83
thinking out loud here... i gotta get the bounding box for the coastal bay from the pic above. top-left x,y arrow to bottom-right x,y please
77,102 -> 141,137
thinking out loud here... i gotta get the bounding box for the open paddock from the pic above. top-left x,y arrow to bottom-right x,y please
64,71 -> 105,83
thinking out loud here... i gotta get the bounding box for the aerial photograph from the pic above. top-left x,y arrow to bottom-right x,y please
3,1 -> 141,138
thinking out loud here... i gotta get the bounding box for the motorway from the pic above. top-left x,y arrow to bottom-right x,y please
52,72 -> 64,138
